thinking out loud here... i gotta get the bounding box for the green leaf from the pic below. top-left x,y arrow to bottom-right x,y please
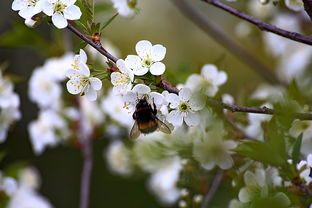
76,0 -> 94,33
74,41 -> 88,53
235,140 -> 286,167
100,13 -> 119,32
291,133 -> 303,165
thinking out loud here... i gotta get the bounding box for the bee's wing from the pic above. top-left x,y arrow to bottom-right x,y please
156,118 -> 171,134
130,121 -> 141,139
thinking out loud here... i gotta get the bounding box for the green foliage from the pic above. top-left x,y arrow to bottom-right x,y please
0,22 -> 58,56
235,140 -> 286,167
100,13 -> 119,32
76,0 -> 94,33
94,2 -> 112,14
291,133 -> 302,166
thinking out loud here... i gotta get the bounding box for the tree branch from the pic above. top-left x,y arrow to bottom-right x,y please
171,0 -> 285,86
202,0 -> 312,46
66,23 -> 312,121
201,170 -> 223,208
67,23 -> 118,63
78,99 -> 93,208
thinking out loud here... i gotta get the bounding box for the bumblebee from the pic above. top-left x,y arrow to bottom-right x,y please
130,97 -> 171,139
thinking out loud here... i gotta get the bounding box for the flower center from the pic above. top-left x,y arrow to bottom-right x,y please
143,58 -> 152,68
178,102 -> 189,112
28,0 -> 39,7
115,73 -> 130,86
127,0 -> 137,8
54,1 -> 66,13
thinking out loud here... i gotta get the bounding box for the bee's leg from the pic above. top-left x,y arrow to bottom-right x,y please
152,102 -> 157,115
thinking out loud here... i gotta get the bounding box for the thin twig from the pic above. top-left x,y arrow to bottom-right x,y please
171,0 -> 285,86
66,22 -> 312,121
202,0 -> 312,46
67,23 -> 118,63
201,170 -> 224,208
78,99 -> 93,208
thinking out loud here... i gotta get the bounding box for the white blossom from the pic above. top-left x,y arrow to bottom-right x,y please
106,140 -> 133,176
148,157 -> 182,205
122,84 -> 164,113
166,88 -> 204,127
29,67 -> 62,109
193,136 -> 237,170
12,0 -> 44,19
297,154 -> 312,184
285,0 -> 304,11
110,0 -> 137,17
28,109 -> 68,155
0,72 -> 21,143
42,0 -> 82,29
125,40 -> 167,76
66,52 -> 102,101
185,64 -> 227,97
289,120 -> 312,156
102,89 -> 133,127
111,59 -> 134,95
230,167 -> 289,207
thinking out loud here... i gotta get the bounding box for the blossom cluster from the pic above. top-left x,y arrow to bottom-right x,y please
0,168 -> 53,208
12,0 -> 82,28
0,71 -> 21,143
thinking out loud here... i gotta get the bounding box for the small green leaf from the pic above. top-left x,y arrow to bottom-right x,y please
235,140 -> 286,167
74,41 -> 88,53
291,133 -> 303,165
101,13 -> 119,32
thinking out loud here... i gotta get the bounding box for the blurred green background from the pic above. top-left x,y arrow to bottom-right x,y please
0,0 -> 280,207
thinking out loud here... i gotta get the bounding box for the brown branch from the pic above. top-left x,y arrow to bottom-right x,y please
67,23 -> 118,63
201,170 -> 223,208
78,99 -> 93,208
202,0 -> 312,46
171,0 -> 285,86
66,22 -> 312,121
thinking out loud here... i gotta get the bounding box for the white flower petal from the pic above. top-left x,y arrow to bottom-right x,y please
184,112 -> 200,126
166,110 -> 184,126
52,13 -> 68,29
66,69 -> 80,79
19,7 -> 36,18
116,59 -> 128,74
244,171 -> 257,186
135,40 -> 152,58
151,44 -> 166,62
133,67 -> 148,76
89,77 -> 102,90
42,1 -> 54,16
64,5 -> 82,20
61,0 -> 76,5
66,78 -> 82,94
189,94 -> 205,111
79,49 -> 87,64
85,87 -> 97,101
307,154 -> 312,167
166,93 -> 179,108
123,91 -> 137,103
111,72 -> 123,85
150,62 -> 166,76
185,74 -> 202,91
150,92 -> 164,107
215,71 -> 227,86
238,187 -> 253,203
12,0 -> 27,11
125,55 -> 141,69
179,88 -> 191,101
132,84 -> 151,95
201,64 -> 218,80
78,62 -> 90,76
216,153 -> 234,169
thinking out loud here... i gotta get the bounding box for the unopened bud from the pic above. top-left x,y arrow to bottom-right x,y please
25,17 -> 40,28
179,200 -> 187,208
193,195 -> 203,203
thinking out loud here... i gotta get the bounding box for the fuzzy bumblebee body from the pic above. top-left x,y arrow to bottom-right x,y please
130,98 -> 171,139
